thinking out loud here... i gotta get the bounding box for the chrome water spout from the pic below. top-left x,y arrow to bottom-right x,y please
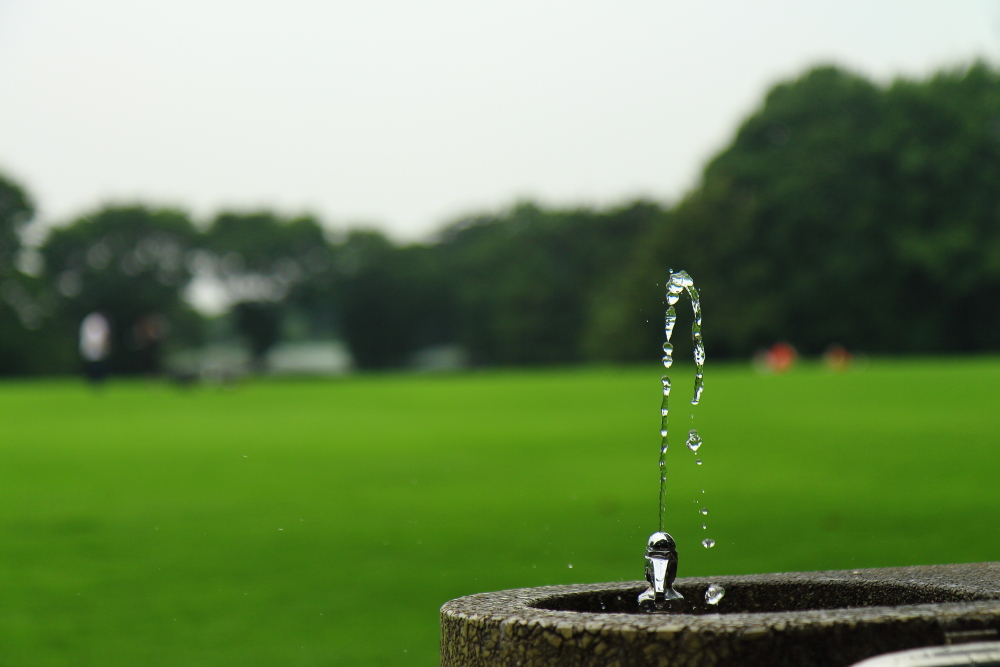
638,531 -> 684,612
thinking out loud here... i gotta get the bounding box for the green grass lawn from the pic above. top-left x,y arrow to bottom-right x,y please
1,357 -> 999,665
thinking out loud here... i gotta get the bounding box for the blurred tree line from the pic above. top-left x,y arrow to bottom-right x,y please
3,61 -> 1000,375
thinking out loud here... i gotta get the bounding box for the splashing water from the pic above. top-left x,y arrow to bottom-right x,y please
705,583 -> 725,605
658,270 -> 705,532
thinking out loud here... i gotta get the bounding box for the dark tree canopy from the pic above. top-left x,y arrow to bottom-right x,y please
201,211 -> 331,363
40,205 -> 200,373
6,61 -> 1000,375
0,174 -> 33,277
0,175 -> 63,375
335,230 -> 451,369
597,63 -> 1000,360
436,201 -> 661,365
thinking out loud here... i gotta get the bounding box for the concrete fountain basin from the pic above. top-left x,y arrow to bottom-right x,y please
440,562 -> 1000,667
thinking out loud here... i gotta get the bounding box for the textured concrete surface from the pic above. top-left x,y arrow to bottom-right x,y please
440,563 -> 1000,667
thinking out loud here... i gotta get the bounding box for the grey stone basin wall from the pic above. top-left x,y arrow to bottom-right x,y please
440,563 -> 1000,667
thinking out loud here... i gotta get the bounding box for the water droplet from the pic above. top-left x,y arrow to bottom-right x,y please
705,583 -> 725,605
702,538 -> 715,548
694,346 -> 706,367
670,271 -> 693,288
691,374 -> 705,405
696,459 -> 702,465
702,524 -> 707,529
660,429 -> 668,437
567,563 -> 573,569
700,508 -> 708,515
686,430 -> 702,452
702,489 -> 705,493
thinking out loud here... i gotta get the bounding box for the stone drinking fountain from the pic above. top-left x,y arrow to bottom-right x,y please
440,271 -> 1000,667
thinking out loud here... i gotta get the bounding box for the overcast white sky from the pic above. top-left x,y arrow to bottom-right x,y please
1,0 -> 999,240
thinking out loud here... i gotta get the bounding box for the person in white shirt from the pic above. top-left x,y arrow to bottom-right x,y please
80,311 -> 111,383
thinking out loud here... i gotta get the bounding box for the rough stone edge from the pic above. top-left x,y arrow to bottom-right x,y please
440,562 -> 1000,667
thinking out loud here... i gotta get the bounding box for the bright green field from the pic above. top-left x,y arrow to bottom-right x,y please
1,358 -> 999,665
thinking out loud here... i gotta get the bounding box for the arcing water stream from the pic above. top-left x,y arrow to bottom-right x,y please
658,270 -> 704,533
641,270 -> 716,612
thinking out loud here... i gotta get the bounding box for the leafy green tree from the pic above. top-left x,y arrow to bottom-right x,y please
333,230 -> 451,369
233,301 -> 283,368
0,174 -> 76,375
437,201 -> 660,365
40,205 -> 200,374
200,211 -> 331,365
0,174 -> 32,278
601,63 -> 1000,359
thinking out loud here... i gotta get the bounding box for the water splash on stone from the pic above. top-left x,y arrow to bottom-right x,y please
705,583 -> 725,605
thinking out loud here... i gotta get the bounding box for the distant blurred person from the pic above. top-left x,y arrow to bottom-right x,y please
823,344 -> 852,372
133,314 -> 167,375
80,311 -> 111,383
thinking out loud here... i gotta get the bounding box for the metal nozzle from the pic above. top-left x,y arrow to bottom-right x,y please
638,531 -> 684,612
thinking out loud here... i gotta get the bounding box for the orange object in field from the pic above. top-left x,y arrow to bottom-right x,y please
823,344 -> 852,372
766,342 -> 797,373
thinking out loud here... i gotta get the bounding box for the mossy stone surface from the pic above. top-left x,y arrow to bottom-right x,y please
440,563 -> 1000,667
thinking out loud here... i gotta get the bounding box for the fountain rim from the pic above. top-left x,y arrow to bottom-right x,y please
441,562 -> 1000,634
